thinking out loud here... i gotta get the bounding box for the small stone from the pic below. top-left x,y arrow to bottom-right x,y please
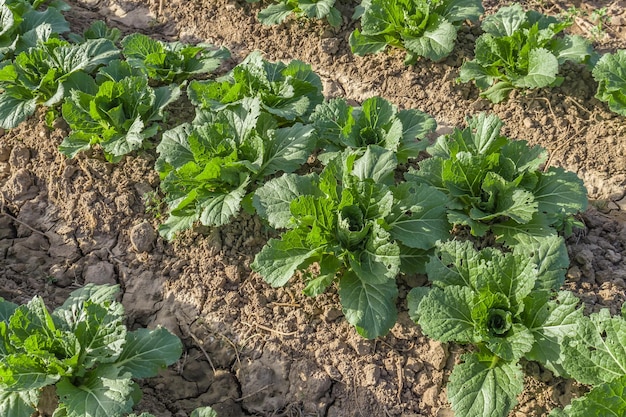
422,385 -> 441,407
83,261 -> 117,286
49,264 -> 72,287
0,215 -> 15,239
574,249 -> 594,266
62,166 -> 78,179
362,363 -> 379,386
2,168 -> 35,201
595,270 -> 613,285
0,143 -> 10,162
0,162 -> 9,177
110,7 -> 156,29
130,221 -> 156,252
319,38 -> 339,54
323,307 -> 343,322
349,339 -> 372,356
566,265 -> 582,282
323,364 -> 342,380
8,146 -> 30,167
427,340 -> 448,370
605,249 -> 622,263
523,117 -> 535,128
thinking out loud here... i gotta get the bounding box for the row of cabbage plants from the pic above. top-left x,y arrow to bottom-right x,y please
254,0 -> 626,111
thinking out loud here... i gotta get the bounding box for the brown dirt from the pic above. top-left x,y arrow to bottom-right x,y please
1,0 -> 625,416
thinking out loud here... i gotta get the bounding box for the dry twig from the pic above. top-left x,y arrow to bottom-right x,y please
189,331 -> 217,374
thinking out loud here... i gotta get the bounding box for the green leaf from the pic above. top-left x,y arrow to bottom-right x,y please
501,140 -> 547,173
114,327 -> 182,379
253,173 -> 319,229
396,108 -> 435,162
53,299 -> 126,369
56,39 -> 119,75
398,244 -> 430,274
458,58 -> 498,89
522,291 -> 583,376
8,297 -> 57,347
0,353 -> 63,390
58,131 -> 93,159
61,284 -> 119,309
404,15 -> 457,61
121,33 -> 229,83
257,3 -> 293,25
480,4 -> 526,37
349,29 -> 388,56
326,7 -> 343,27
190,407 -> 219,417
513,235 -> 568,291
0,389 -> 38,417
21,8 -> 69,37
448,353 -> 524,417
348,222 -> 400,284
461,4 -> 582,101
190,51 -> 322,123
475,255 -> 535,317
156,123 -> 195,168
198,180 -> 250,227
462,112 -> 507,155
425,240 -> 482,288
491,213 -> 554,246
407,286 -> 430,322
551,35 -> 593,65
304,255 -> 342,296
299,0 -> 336,20
56,368 -> 135,417
0,94 -> 37,129
557,375 -> 626,417
158,213 -> 197,240
485,323 -> 535,362
0,299 -> 17,323
339,270 -> 397,339
62,75 -> 179,161
351,146 -> 397,185
512,48 -> 559,88
481,81 -> 515,103
469,174 -> 537,224
260,123 -> 315,176
562,309 -> 626,385
251,231 -> 321,287
387,182 -> 450,249
534,167 -> 588,221
593,49 -> 626,115
417,286 -> 476,343
71,20 -> 122,43
101,116 -> 145,160
313,95 -> 425,167
311,97 -> 354,147
439,0 -> 483,23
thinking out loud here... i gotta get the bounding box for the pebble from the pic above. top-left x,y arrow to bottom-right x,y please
0,143 -> 10,162
9,146 -> 30,167
523,117 -> 535,128
83,261 -> 117,285
130,221 -> 156,252
566,265 -> 582,282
